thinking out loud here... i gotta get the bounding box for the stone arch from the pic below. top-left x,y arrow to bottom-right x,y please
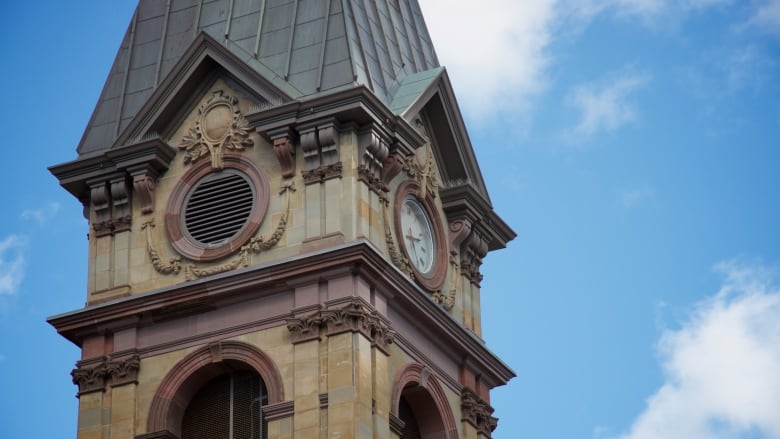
391,363 -> 458,439
146,341 -> 284,437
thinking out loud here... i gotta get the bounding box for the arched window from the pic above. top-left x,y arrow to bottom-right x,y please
181,370 -> 268,439
391,364 -> 458,439
399,394 -> 422,439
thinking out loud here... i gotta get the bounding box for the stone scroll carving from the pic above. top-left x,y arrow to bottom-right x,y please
285,299 -> 395,354
178,90 -> 254,170
358,128 -> 390,194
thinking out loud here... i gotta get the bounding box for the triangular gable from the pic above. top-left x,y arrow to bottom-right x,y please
111,32 -> 298,151
388,68 -> 515,251
390,68 -> 490,204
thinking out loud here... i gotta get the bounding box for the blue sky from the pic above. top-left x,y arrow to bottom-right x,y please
1,1 -> 779,438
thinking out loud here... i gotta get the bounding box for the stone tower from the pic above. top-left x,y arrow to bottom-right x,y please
48,1 -> 515,438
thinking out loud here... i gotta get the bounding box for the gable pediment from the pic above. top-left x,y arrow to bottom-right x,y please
112,32 -> 295,152
391,68 -> 515,251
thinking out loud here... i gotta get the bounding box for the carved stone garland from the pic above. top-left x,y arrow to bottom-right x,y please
385,144 -> 456,308
143,181 -> 295,280
178,90 -> 254,170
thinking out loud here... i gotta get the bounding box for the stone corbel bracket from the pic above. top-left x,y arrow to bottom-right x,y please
49,136 -> 176,236
357,125 -> 391,194
268,126 -> 297,178
248,86 -> 425,186
439,184 -> 517,285
298,119 -> 343,185
461,388 -> 498,437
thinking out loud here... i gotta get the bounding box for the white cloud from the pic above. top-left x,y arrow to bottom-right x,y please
0,235 -> 26,296
20,202 -> 60,226
418,0 -> 556,121
614,260 -> 780,439
747,0 -> 780,37
567,71 -> 650,139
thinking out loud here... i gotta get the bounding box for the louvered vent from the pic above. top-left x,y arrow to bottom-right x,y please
183,170 -> 255,246
182,371 -> 268,439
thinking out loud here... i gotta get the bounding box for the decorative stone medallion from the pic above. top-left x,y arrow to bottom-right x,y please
179,90 -> 254,170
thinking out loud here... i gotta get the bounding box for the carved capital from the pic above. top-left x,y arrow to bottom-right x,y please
285,300 -> 394,353
462,389 -> 498,437
321,300 -> 395,354
106,354 -> 140,387
285,312 -> 322,344
303,162 -> 343,185
71,358 -> 108,395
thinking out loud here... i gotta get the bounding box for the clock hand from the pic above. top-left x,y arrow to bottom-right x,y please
405,227 -> 420,263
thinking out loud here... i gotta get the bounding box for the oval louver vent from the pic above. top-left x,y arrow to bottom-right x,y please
184,170 -> 255,246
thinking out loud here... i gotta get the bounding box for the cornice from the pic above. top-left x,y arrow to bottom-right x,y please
49,137 -> 176,201
48,241 -> 515,388
439,184 -> 515,251
248,85 -> 424,159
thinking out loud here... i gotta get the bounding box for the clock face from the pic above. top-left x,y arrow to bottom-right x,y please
400,196 -> 436,275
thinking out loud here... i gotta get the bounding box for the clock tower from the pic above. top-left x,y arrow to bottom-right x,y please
49,1 -> 515,438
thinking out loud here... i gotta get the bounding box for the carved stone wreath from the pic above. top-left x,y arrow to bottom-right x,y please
179,90 -> 254,170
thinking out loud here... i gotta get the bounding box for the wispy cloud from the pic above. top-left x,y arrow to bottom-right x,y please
20,202 -> 60,226
0,235 -> 26,296
566,70 -> 651,139
619,186 -> 655,208
746,0 -> 780,37
613,259 -> 780,439
419,0 -> 556,122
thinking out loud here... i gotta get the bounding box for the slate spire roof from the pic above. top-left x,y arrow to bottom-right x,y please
78,0 -> 440,157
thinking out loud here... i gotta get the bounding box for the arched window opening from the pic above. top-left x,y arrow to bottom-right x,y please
399,395 -> 422,439
181,370 -> 268,439
399,385 -> 447,439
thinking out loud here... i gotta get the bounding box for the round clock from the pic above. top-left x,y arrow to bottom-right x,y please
394,180 -> 447,290
400,196 -> 436,275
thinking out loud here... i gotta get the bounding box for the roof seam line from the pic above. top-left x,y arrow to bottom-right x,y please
115,10 -> 138,139
360,0 -> 388,94
154,0 -> 172,87
284,0 -> 300,80
225,0 -> 236,38
193,0 -> 203,38
316,0 -> 334,91
253,0 -> 266,57
373,0 -> 399,88
343,0 -> 368,85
